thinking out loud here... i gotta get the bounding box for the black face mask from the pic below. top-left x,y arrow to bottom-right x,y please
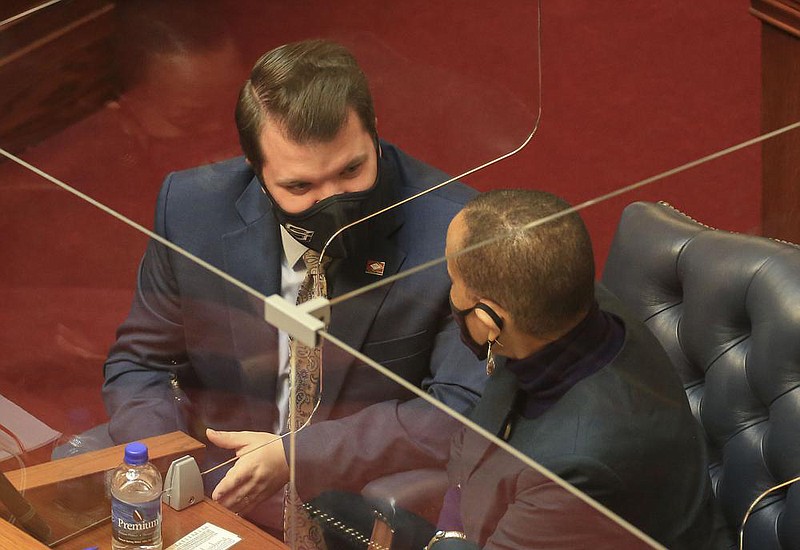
262,151 -> 395,258
449,296 -> 504,360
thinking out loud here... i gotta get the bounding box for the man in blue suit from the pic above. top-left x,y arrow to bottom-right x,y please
102,39 -> 485,533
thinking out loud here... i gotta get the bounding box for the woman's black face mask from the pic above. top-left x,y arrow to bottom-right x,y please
449,296 -> 504,360
261,144 -> 394,258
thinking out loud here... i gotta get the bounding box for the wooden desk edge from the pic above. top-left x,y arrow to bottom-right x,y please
1,499 -> 289,550
0,519 -> 50,549
5,431 -> 204,490
2,432 -> 288,548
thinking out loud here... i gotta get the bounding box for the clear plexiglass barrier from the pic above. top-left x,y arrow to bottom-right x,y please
2,1 -> 799,549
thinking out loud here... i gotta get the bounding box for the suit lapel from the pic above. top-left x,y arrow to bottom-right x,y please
222,177 -> 282,406
461,367 -> 519,479
316,209 -> 407,421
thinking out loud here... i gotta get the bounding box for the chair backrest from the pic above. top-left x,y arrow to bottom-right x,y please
601,201 -> 800,549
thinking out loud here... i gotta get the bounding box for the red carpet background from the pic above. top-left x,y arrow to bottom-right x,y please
0,1 -> 761,452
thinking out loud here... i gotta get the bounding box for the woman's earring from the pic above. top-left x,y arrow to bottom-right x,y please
486,338 -> 504,376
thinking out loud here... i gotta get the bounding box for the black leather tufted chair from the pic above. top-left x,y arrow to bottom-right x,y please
601,201 -> 800,550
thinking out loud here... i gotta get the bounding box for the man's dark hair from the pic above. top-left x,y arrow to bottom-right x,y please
235,39 -> 377,173
454,189 -> 595,336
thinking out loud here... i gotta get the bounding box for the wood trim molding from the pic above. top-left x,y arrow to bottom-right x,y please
4,431 -> 204,491
0,3 -> 113,70
751,0 -> 800,38
0,0 -> 116,154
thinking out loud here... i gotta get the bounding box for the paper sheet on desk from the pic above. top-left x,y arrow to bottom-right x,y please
0,395 -> 61,460
166,522 -> 242,549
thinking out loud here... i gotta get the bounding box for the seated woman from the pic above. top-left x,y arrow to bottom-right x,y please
431,189 -> 728,549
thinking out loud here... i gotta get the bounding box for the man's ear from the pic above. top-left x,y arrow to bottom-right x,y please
474,299 -> 506,341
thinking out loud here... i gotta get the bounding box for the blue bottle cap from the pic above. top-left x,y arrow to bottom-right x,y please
124,442 -> 149,465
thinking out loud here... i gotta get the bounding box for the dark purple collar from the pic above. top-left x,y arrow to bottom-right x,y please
505,302 -> 625,419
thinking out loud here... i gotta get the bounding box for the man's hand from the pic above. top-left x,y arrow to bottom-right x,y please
207,428 -> 289,515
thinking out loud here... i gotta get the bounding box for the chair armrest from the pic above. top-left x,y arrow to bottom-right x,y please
361,468 -> 449,526
427,538 -> 481,550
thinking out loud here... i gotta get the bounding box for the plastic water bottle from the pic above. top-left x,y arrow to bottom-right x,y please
110,442 -> 163,550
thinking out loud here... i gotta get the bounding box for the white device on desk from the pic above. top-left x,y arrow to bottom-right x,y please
162,455 -> 204,511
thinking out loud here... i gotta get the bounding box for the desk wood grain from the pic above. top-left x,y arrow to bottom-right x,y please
5,432 -> 204,490
52,498 -> 288,550
0,432 -> 288,549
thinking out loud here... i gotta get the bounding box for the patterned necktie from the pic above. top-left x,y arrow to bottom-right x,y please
284,249 -> 329,549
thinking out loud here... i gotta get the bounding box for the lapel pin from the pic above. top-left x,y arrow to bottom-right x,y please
365,260 -> 386,276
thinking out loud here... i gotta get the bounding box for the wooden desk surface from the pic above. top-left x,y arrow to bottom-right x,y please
0,432 -> 288,549
56,498 -> 288,550
1,498 -> 288,549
